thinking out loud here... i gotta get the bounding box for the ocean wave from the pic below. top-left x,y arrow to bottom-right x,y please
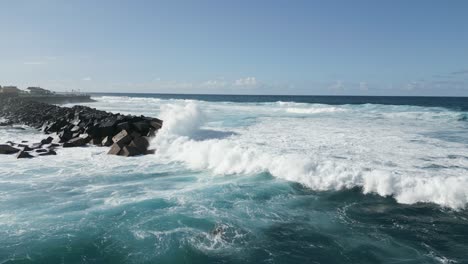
285,107 -> 345,114
151,101 -> 468,209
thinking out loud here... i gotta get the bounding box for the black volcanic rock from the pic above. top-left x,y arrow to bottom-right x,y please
17,150 -> 33,159
120,145 -> 142,157
0,97 -> 163,158
129,136 -> 150,153
101,136 -> 113,147
0,144 -> 20,154
63,137 -> 88,148
39,150 -> 57,156
41,136 -> 54,145
35,149 -> 48,153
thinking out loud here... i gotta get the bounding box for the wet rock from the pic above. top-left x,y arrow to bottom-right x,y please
97,120 -> 116,138
112,130 -> 132,145
116,122 -> 131,132
0,121 -> 13,126
17,150 -> 34,159
90,137 -> 102,146
120,146 -> 142,157
41,136 -> 54,145
58,130 -> 73,143
39,150 -> 57,156
129,136 -> 150,153
1,97 -> 164,158
101,136 -> 113,147
145,149 -> 156,155
149,119 -> 163,130
147,127 -> 157,137
0,144 -> 20,154
70,125 -> 81,133
107,142 -> 123,155
29,143 -> 43,150
132,121 -> 150,135
20,145 -> 33,152
63,137 -> 88,148
35,149 -> 48,153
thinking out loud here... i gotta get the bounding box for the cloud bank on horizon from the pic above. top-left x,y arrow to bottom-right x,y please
0,0 -> 467,96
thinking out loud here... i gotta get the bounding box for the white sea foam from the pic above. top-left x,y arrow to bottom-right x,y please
1,96 -> 467,209
150,100 -> 468,209
285,106 -> 345,114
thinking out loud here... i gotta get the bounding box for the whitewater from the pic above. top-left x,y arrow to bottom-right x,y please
1,95 -> 467,263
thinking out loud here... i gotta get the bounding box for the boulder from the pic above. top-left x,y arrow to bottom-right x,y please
90,137 -> 102,146
21,145 -> 34,152
63,137 -> 87,148
101,136 -> 113,147
0,144 -> 20,154
132,121 -> 150,135
58,130 -> 73,143
41,136 -> 54,145
149,119 -> 163,130
17,151 -> 33,159
70,125 -> 81,132
29,143 -> 43,150
147,127 -> 157,137
97,119 -> 116,137
107,143 -> 123,155
120,145 -> 142,157
129,136 -> 150,153
130,131 -> 141,139
145,149 -> 156,155
112,130 -> 132,145
0,121 -> 13,126
35,149 -> 48,153
39,150 -> 57,156
116,122 -> 131,132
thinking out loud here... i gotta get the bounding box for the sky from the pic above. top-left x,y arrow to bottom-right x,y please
0,0 -> 467,96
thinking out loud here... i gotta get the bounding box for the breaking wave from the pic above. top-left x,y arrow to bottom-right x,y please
152,101 -> 468,209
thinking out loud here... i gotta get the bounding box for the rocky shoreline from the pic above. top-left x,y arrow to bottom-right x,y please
0,97 -> 163,158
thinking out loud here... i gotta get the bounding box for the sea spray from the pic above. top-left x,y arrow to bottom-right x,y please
150,100 -> 468,209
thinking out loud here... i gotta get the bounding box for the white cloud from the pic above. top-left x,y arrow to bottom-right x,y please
201,79 -> 227,88
234,77 -> 257,87
82,77 -> 92,81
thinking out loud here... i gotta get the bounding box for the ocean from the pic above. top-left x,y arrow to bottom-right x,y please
1,94 -> 468,263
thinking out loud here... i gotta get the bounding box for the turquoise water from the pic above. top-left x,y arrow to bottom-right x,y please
1,95 -> 468,263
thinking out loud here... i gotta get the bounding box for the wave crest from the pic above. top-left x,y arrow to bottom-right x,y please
152,101 -> 468,209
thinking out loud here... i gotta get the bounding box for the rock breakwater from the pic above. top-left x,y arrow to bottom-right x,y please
0,97 -> 162,158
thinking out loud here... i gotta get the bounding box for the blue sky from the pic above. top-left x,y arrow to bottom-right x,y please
1,0 -> 467,95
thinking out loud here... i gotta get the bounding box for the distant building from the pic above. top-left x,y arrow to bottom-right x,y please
0,86 -> 22,95
27,87 -> 54,95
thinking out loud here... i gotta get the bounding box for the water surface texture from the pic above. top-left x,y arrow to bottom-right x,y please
1,94 -> 468,263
